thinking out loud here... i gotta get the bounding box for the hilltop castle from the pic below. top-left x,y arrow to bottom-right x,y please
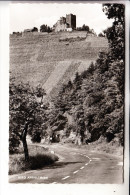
53,14 -> 76,32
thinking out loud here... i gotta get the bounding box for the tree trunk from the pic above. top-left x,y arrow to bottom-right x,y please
21,121 -> 30,161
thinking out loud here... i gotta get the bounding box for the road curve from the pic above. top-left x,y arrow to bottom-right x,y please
9,143 -> 123,184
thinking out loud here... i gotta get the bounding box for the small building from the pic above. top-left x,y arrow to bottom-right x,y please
24,29 -> 32,33
22,27 -> 38,37
24,27 -> 38,33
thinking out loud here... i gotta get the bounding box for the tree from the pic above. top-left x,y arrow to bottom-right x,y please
9,79 -> 46,161
32,27 -> 38,32
77,25 -> 89,32
103,4 -> 125,61
102,3 -> 125,98
40,24 -> 47,32
40,24 -> 52,33
82,24 -> 89,32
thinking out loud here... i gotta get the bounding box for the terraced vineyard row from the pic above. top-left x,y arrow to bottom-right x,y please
10,31 -> 108,97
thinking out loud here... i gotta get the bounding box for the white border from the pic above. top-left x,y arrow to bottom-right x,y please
0,1 -> 129,195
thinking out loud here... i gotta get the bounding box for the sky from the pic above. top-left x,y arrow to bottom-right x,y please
10,2 -> 114,34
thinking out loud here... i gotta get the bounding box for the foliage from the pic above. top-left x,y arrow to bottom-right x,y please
103,4 -> 125,61
40,24 -> 52,33
32,27 -> 38,32
77,24 -> 89,32
9,79 -> 46,158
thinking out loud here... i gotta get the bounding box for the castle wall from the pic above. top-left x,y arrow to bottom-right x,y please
54,23 -> 67,32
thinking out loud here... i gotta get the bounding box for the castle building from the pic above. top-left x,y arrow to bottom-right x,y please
66,14 -> 76,29
53,14 -> 76,32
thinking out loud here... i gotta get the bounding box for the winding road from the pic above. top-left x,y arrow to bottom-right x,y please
9,144 -> 123,184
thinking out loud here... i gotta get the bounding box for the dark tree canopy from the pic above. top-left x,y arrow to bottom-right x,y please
40,24 -> 52,33
32,27 -> 38,32
77,24 -> 89,32
103,4 -> 125,61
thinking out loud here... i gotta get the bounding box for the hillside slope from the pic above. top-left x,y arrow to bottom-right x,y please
46,3 -> 125,146
10,31 -> 108,97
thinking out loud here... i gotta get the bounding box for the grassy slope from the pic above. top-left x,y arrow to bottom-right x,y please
9,145 -> 58,175
10,31 -> 108,97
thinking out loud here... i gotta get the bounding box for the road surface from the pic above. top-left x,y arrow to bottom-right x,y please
9,143 -> 123,184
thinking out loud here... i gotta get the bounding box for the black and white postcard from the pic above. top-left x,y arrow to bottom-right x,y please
0,1 -> 129,195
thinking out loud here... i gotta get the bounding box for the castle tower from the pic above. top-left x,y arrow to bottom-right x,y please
66,14 -> 76,29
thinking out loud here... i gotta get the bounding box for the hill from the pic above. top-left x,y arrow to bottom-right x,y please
9,4 -> 125,156
10,31 -> 108,98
